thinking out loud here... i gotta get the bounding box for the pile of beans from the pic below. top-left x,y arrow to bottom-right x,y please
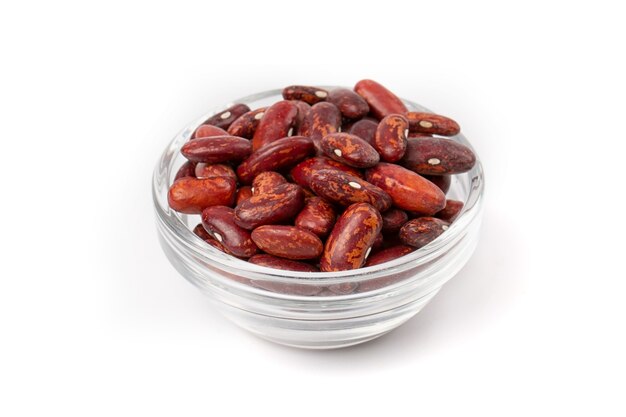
168,79 -> 476,273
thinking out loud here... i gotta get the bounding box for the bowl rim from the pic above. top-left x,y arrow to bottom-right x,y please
152,87 -> 485,287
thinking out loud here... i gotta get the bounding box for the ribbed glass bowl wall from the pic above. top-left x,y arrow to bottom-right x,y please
152,88 -> 485,349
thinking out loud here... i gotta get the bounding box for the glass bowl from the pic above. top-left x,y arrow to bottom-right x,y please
152,87 -> 485,349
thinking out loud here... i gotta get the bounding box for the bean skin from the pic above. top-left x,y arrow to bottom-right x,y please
234,183 -> 304,230
321,133 -> 380,168
227,107 -> 267,139
235,186 -> 253,205
252,100 -> 298,151
364,245 -> 415,267
168,176 -> 236,214
251,225 -> 323,260
423,174 -> 451,194
327,88 -> 370,120
402,137 -> 476,175
202,103 -> 251,130
349,119 -> 378,145
194,163 -> 237,180
399,217 -> 450,248
282,85 -> 329,104
295,197 -> 336,238
249,254 -> 319,272
290,156 -> 363,191
193,124 -> 228,139
292,100 -> 311,135
365,163 -> 446,215
435,200 -> 464,222
321,203 -> 383,272
251,171 -> 287,195
374,114 -> 409,162
305,102 -> 342,154
174,161 -> 196,182
354,79 -> 408,119
237,136 -> 314,184
181,136 -> 252,164
201,206 -> 258,258
193,223 -> 212,241
406,112 -> 460,136
310,169 -> 392,212
381,209 -> 409,234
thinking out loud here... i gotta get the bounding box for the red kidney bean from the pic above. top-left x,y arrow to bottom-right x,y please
234,183 -> 304,229
374,114 -> 409,162
406,112 -> 460,136
327,88 -> 370,119
408,132 -> 433,139
205,236 -> 231,254
354,79 -> 408,119
423,174 -> 451,194
320,133 -> 380,168
168,176 -> 236,214
227,107 -> 267,139
321,203 -> 383,271
251,100 -> 298,151
365,163 -> 446,215
235,186 -> 253,205
202,103 -> 251,130
251,171 -> 288,195
193,124 -> 228,139
381,209 -> 409,234
193,223 -> 212,241
174,161 -> 196,181
237,136 -> 314,184
201,206 -> 258,258
290,156 -> 363,191
194,163 -> 236,180
249,254 -> 319,272
310,169 -> 392,212
371,232 -> 384,251
402,137 -> 476,175
349,119 -> 378,145
305,102 -> 342,153
181,136 -> 252,163
251,225 -> 323,260
435,200 -> 464,222
364,245 -> 415,267
282,85 -> 329,104
292,100 -> 311,135
399,217 -> 450,248
295,197 -> 336,238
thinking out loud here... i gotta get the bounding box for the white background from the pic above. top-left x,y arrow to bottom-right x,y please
1,1 -> 624,415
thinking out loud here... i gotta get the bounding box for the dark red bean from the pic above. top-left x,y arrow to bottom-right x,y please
201,206 -> 258,258
381,209 -> 409,234
251,225 -> 323,260
290,156 -> 363,191
406,112 -> 461,136
227,107 -> 267,139
249,254 -> 319,272
321,133 -> 380,168
327,88 -> 370,120
354,79 -> 408,119
174,161 -> 196,182
252,100 -> 298,151
234,183 -> 304,230
295,197 -> 336,238
202,103 -> 251,130
402,137 -> 476,175
310,169 -> 392,212
423,174 -> 451,194
435,200 -> 464,222
292,100 -> 311,135
364,245 -> 415,267
374,114 -> 409,162
349,119 -> 378,145
181,136 -> 252,163
235,186 -> 253,205
193,124 -> 228,139
282,85 -> 329,104
305,102 -> 342,154
168,177 -> 236,214
194,163 -> 236,180
399,217 -> 450,248
251,171 -> 287,195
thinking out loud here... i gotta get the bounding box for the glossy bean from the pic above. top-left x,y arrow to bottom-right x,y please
251,225 -> 323,260
295,197 -> 336,238
305,102 -> 342,153
374,114 -> 409,162
321,133 -> 380,168
364,245 -> 415,267
381,209 -> 409,234
327,88 -> 370,120
290,156 -> 363,191
423,174 -> 451,194
282,85 -> 328,104
321,203 -> 383,272
202,103 -> 251,130
310,169 -> 392,212
226,107 -> 267,139
251,171 -> 287,195
435,200 -> 464,222
406,112 -> 460,136
181,136 -> 252,163
249,254 -> 319,272
193,124 -> 228,139
402,137 -> 476,175
235,186 -> 253,205
194,163 -> 236,180
201,206 -> 258,258
234,183 -> 304,229
251,100 -> 298,151
168,176 -> 236,214
292,100 -> 311,136
399,217 -> 450,248
174,161 -> 196,181
365,163 -> 446,215
354,79 -> 408,119
349,119 -> 378,144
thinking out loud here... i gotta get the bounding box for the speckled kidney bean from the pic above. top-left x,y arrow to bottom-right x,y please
202,103 -> 251,130
282,85 -> 328,104
193,223 -> 212,241
349,119 -> 378,144
249,254 -> 319,272
374,114 -> 409,162
181,136 -> 252,163
406,112 -> 460,136
234,183 -> 304,229
201,206 -> 258,258
192,124 -> 228,139
251,100 -> 298,151
321,133 -> 380,168
235,186 -> 253,205
251,171 -> 287,195
237,136 -> 314,184
399,217 -> 450,248
402,137 -> 476,175
321,203 -> 383,272
423,174 -> 451,194
251,225 -> 323,260
435,200 -> 464,222
174,161 -> 196,181
381,209 -> 409,234
364,245 -> 415,267
194,163 -> 236,180
295,197 -> 336,238
327,88 -> 370,120
291,100 -> 311,135
168,176 -> 236,214
354,79 -> 408,119
226,107 -> 267,139
303,102 -> 341,153
290,156 -> 363,190
310,169 -> 392,212
365,163 -> 446,215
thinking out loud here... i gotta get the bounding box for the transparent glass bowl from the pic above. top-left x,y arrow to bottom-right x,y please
152,88 -> 485,349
